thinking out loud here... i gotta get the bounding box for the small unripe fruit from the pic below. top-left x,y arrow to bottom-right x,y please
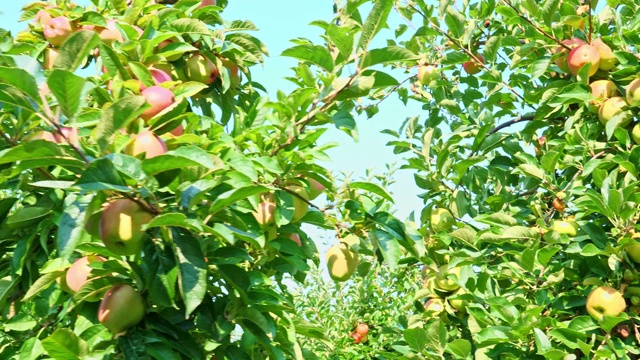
632,124 -> 640,145
552,220 -> 578,237
626,79 -> 640,107
417,65 -> 439,85
567,44 -> 600,76
430,208 -> 455,233
287,185 -> 309,222
552,198 -> 566,212
98,284 -> 145,333
141,86 -> 175,121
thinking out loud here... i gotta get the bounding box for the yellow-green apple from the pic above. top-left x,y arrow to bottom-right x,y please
286,233 -> 302,246
417,65 -> 439,85
199,0 -> 217,8
434,265 -> 461,292
307,177 -> 325,200
430,208 -> 455,233
126,131 -> 167,158
589,80 -> 619,107
97,20 -> 124,45
598,96 -> 628,126
98,284 -> 145,333
100,199 -> 153,256
462,54 -> 484,75
55,127 -> 79,147
424,298 -> 445,314
632,124 -> 640,146
186,54 -> 218,84
25,131 -> 56,142
567,44 -> 600,76
253,194 -> 275,225
592,38 -> 616,71
555,38 -> 585,73
43,47 -> 59,70
586,286 -> 626,321
552,220 -> 578,237
448,289 -> 468,312
326,243 -> 358,282
626,233 -> 640,263
65,255 -> 106,293
626,79 -> 640,106
44,16 -> 76,47
140,86 -> 175,121
286,185 -> 309,222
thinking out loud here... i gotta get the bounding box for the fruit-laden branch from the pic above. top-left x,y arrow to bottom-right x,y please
406,4 -> 530,106
499,0 -> 570,50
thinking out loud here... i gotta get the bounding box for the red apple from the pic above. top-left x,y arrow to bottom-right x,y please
126,131 -> 167,158
567,44 -> 600,76
44,16 -> 76,47
169,124 -> 184,136
462,54 -> 484,75
149,68 -> 172,85
65,255 -> 106,293
140,86 -> 175,121
98,284 -> 145,333
186,54 -> 218,84
33,10 -> 52,27
554,38 -> 585,73
98,20 -> 124,45
287,233 -> 302,246
199,0 -> 217,8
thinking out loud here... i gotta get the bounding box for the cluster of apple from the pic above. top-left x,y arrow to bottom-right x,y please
422,264 -> 467,315
349,323 -> 369,344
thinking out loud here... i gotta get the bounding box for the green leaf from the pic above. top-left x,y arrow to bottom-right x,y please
47,70 -> 87,120
53,30 -> 100,72
208,185 -> 269,215
369,229 -> 401,270
57,193 -> 93,259
445,339 -> 472,359
359,46 -> 418,69
282,44 -> 335,72
170,18 -> 210,35
357,0 -> 393,51
142,146 -> 222,174
173,229 -> 207,317
0,83 -> 35,111
349,181 -> 394,203
404,327 -> 427,351
41,328 -> 88,360
95,95 -> 147,151
22,271 -> 62,302
76,158 -> 128,192
533,328 -> 552,354
0,66 -> 39,100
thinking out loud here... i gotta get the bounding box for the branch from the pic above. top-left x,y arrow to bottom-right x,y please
358,74 -> 414,111
488,114 -> 535,135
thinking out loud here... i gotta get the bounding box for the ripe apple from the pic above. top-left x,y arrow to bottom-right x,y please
552,198 -> 566,212
430,208 -> 455,233
586,286 -> 626,321
626,79 -> 640,106
286,233 -> 302,246
100,199 -> 154,256
567,44 -> 600,76
350,332 -> 362,344
33,10 -> 52,27
186,54 -> 218,84
140,86 -> 175,121
97,20 -> 124,45
355,323 -> 369,336
253,195 -> 276,225
592,38 -> 616,71
44,17 -> 76,47
424,298 -> 445,313
307,178 -> 326,200
598,96 -> 628,126
98,284 -> 145,333
65,255 -> 107,293
25,131 -> 56,142
286,185 -> 309,222
55,127 -> 79,147
199,0 -> 217,8
462,54 -> 484,75
326,243 -> 358,282
126,131 -> 167,158
43,47 -> 59,70
555,38 -> 585,73
417,65 -> 439,85
589,80 -> 619,106
149,68 -> 172,85
434,265 -> 461,292
552,220 -> 578,237
632,124 -> 640,146
168,124 -> 184,137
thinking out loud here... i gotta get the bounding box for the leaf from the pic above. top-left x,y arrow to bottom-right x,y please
53,30 -> 100,72
282,44 -> 335,72
0,66 -> 39,100
517,164 -> 544,180
47,70 -> 87,120
0,83 -> 35,111
208,186 -> 269,215
404,327 -> 427,351
57,193 -> 93,259
142,146 -> 222,174
533,328 -> 552,354
22,272 -> 61,302
170,18 -> 210,35
349,181 -> 394,202
445,339 -> 472,359
41,328 -> 88,360
76,158 -> 128,192
95,95 -> 147,151
359,46 -> 418,69
358,0 -> 393,51
368,229 -> 401,270
173,229 -> 207,318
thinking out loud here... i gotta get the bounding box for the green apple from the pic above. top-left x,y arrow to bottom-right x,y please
586,286 -> 626,321
589,80 -> 619,107
631,124 -> 640,145
287,185 -> 309,222
98,284 -> 145,333
100,199 -> 153,256
567,44 -> 600,76
552,220 -> 578,237
326,243 -> 358,282
434,265 -> 461,292
417,65 -> 439,85
592,38 -> 616,71
598,96 -> 629,127
431,208 -> 455,233
186,54 -> 218,85
448,289 -> 468,312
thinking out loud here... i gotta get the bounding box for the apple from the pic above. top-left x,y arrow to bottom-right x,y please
462,54 -> 484,75
168,124 -> 184,137
552,220 -> 578,237
286,233 -> 302,246
326,243 -> 359,282
199,0 -> 217,8
424,298 -> 445,314
43,47 -> 59,70
221,58 -> 239,79
98,20 -> 124,45
448,289 -> 468,312
417,65 -> 439,85
589,80 -> 619,106
625,233 -> 640,263
253,194 -> 275,225
586,286 -> 626,321
44,17 -> 76,47
434,265 -> 461,292
287,185 -> 309,222
632,124 -> 640,146
33,10 -> 52,27
25,131 -> 56,142
186,54 -> 218,84
626,79 -> 640,106
555,38 -> 586,73
65,255 -> 107,293
567,44 -> 600,76
98,284 -> 145,333
140,86 -> 175,121
355,323 -> 369,336
55,127 -> 79,147
100,199 -> 154,256
592,38 -> 616,71
350,332 -> 362,344
598,96 -> 628,126
430,208 -> 455,233
149,68 -> 172,85
306,178 -> 326,200
126,131 -> 167,158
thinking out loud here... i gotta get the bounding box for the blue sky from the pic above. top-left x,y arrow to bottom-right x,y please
1,0 -> 423,221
